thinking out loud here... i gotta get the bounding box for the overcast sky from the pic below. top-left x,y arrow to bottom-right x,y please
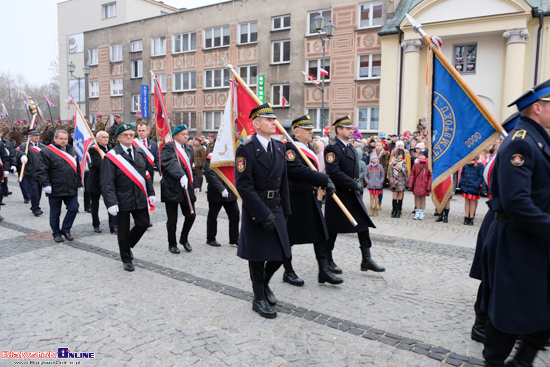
0,0 -> 222,86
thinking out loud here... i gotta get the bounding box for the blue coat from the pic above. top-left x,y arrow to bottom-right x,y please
235,134 -> 291,261
459,162 -> 484,195
481,117 -> 550,334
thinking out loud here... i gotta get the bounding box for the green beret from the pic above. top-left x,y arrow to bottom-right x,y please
115,123 -> 134,136
172,124 -> 188,136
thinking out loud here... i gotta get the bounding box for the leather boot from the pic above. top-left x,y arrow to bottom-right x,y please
391,199 -> 397,217
326,250 -> 342,274
471,312 -> 487,343
252,284 -> 277,319
371,206 -> 378,217
434,209 -> 440,216
435,209 -> 445,222
464,216 -> 469,225
318,258 -> 343,284
469,216 -> 474,226
443,208 -> 449,223
263,270 -> 278,305
282,258 -> 304,286
504,341 -> 539,367
396,200 -> 403,218
360,247 -> 385,272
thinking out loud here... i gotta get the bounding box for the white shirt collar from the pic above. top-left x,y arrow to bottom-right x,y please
337,137 -> 349,146
255,134 -> 271,152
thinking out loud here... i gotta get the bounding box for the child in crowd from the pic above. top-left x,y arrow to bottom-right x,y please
459,156 -> 484,225
409,148 -> 432,220
364,152 -> 385,217
389,148 -> 408,218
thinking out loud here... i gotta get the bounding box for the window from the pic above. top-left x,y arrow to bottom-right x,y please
173,71 -> 196,91
131,60 -> 143,79
203,111 -> 223,131
239,65 -> 258,86
156,73 -> 167,92
89,81 -> 99,98
151,37 -> 166,56
174,112 -> 197,130
173,32 -> 196,53
103,2 -> 116,19
109,44 -> 122,62
272,15 -> 291,31
239,21 -> 258,44
110,78 -> 123,96
271,84 -> 290,107
88,49 -> 98,65
132,94 -> 141,112
358,54 -> 381,78
359,2 -> 383,28
306,108 -> 330,130
204,68 -> 230,89
358,107 -> 379,131
454,44 -> 477,74
204,26 -> 230,49
272,40 -> 290,64
307,59 -> 330,81
131,40 -> 143,52
308,10 -> 332,35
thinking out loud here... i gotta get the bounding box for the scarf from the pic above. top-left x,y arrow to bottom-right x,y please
390,157 -> 403,180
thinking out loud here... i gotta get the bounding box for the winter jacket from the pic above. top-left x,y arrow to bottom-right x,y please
389,158 -> 409,192
409,162 -> 432,197
204,156 -> 238,203
160,141 -> 198,204
364,163 -> 385,190
36,144 -> 82,197
459,162 -> 484,195
356,148 -> 367,187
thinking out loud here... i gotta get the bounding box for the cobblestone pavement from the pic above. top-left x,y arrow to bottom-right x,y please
1,178 -> 548,366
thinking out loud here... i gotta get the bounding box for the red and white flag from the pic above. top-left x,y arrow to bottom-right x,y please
319,67 -> 329,77
301,71 -> 320,85
152,75 -> 172,170
279,89 -> 288,109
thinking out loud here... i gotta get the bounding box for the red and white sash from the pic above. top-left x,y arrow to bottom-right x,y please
133,138 -> 155,167
105,151 -> 150,210
295,141 -> 319,168
29,145 -> 41,153
175,143 -> 194,185
46,145 -> 77,173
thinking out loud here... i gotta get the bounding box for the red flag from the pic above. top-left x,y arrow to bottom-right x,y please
301,71 -> 320,85
319,67 -> 329,77
153,77 -> 172,168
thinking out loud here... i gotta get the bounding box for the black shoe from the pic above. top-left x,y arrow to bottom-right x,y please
327,260 -> 343,274
0,202 -> 5,205
123,263 -> 134,272
464,217 -> 469,225
283,271 -> 305,286
84,208 -> 92,213
53,236 -> 64,243
181,241 -> 192,252
93,227 -> 102,233
62,232 -> 74,241
264,284 -> 278,305
169,246 -> 180,254
252,298 -> 277,318
110,227 -> 118,234
206,240 -> 222,247
318,259 -> 344,285
24,199 -> 30,204
469,217 -> 474,226
33,210 -> 43,217
471,313 -> 487,343
4,191 -> 12,196
361,258 -> 386,272
0,215 -> 3,221
148,223 -> 153,228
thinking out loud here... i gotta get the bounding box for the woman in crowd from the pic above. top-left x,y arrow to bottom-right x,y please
389,148 -> 408,218
364,152 -> 385,217
374,141 -> 390,209
409,148 -> 432,220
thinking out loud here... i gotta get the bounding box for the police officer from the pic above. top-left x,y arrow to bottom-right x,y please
160,124 -> 199,254
324,116 -> 385,274
101,124 -> 155,272
17,128 -> 45,216
481,79 -> 550,366
235,103 -> 291,319
283,115 -> 343,286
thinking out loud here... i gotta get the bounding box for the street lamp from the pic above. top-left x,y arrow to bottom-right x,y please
314,13 -> 335,130
68,62 -> 90,116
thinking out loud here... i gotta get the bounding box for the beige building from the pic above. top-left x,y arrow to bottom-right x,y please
57,0 -> 179,120
83,0 -> 392,135
378,0 -> 550,134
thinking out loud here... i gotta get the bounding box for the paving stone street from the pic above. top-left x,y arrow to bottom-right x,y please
1,176 -> 548,366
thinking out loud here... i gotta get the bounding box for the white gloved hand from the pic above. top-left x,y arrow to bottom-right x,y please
10,166 -> 16,173
180,175 -> 188,189
221,189 -> 229,198
20,155 -> 28,164
78,187 -> 83,193
149,196 -> 156,205
194,188 -> 199,196
3,171 -> 8,178
43,186 -> 52,194
13,171 -> 19,178
107,205 -> 119,216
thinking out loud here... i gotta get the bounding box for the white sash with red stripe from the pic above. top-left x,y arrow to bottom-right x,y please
105,151 -> 150,210
133,138 -> 155,167
295,141 -> 319,167
175,143 -> 194,185
483,153 -> 496,190
46,145 -> 77,173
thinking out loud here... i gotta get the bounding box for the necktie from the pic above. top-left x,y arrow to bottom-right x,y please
127,148 -> 132,160
267,141 -> 272,162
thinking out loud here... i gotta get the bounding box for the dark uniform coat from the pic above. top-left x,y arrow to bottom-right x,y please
285,138 -> 329,244
235,134 -> 291,261
16,142 -> 46,180
324,138 -> 374,233
481,117 -> 550,334
160,141 -> 198,204
86,144 -> 109,195
36,145 -> 82,197
204,157 -> 238,203
100,144 -> 154,212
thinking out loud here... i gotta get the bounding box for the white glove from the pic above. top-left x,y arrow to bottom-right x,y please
12,171 -> 19,178
10,166 -> 16,173
43,186 -> 52,194
78,187 -> 83,193
149,196 -> 156,205
180,175 -> 188,189
107,205 -> 119,216
20,155 -> 28,164
221,189 -> 229,198
3,171 -> 8,178
194,188 -> 199,196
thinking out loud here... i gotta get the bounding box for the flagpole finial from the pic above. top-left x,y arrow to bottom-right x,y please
405,14 -> 427,37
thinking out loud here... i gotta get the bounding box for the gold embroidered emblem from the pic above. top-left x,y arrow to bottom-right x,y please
510,154 -> 524,167
326,152 -> 335,163
236,157 -> 246,172
285,150 -> 296,161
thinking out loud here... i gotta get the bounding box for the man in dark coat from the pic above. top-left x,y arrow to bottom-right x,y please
0,129 -> 17,197
36,129 -> 82,242
101,124 -> 155,272
135,121 -> 159,180
106,114 -> 122,148
87,131 -> 117,234
235,103 -> 291,319
282,115 -> 342,287
193,138 -> 206,191
203,154 -> 239,247
160,124 -> 199,254
481,79 -> 550,366
324,116 -> 385,274
16,128 -> 45,216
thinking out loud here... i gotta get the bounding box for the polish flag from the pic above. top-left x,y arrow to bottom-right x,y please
319,67 -> 329,77
280,89 -> 288,108
302,71 -> 320,85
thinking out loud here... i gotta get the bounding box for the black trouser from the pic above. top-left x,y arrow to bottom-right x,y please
117,208 -> 150,263
327,230 -> 372,251
248,260 -> 285,286
83,173 -> 91,210
26,179 -> 42,212
48,195 -> 79,238
483,321 -> 550,364
165,201 -> 196,246
313,241 -> 328,260
2,175 -> 9,194
474,282 -> 487,316
19,177 -> 30,201
206,200 -> 239,243
90,192 -> 117,229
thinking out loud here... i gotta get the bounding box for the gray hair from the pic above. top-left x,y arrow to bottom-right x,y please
96,130 -> 109,139
54,130 -> 68,138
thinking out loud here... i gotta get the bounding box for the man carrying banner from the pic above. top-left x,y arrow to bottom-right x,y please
17,128 -> 45,216
481,79 -> 550,366
282,115 -> 342,286
235,103 -> 291,319
134,121 -> 159,180
37,130 -> 82,242
101,124 -> 155,272
160,124 -> 198,254
324,116 -> 385,274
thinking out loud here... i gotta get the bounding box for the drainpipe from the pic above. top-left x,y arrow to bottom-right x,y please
396,29 -> 404,135
533,7 -> 550,85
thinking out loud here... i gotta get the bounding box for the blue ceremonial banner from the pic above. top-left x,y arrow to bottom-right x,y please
141,84 -> 149,118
